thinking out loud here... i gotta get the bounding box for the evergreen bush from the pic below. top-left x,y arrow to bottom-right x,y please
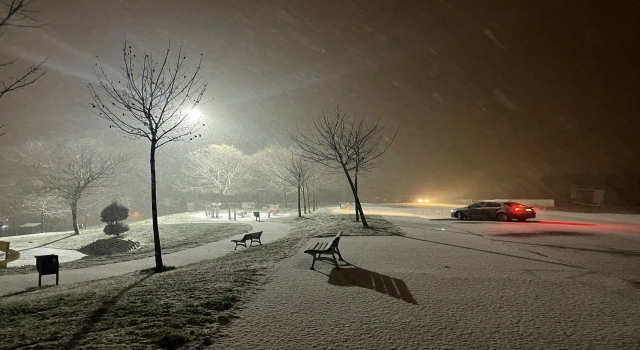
100,201 -> 130,237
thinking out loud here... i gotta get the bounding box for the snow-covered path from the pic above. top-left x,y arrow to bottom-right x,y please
0,220 -> 289,296
213,212 -> 640,349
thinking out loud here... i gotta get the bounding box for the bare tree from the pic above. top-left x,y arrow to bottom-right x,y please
88,41 -> 207,269
21,189 -> 68,233
24,140 -> 125,235
79,187 -> 119,228
290,107 -> 397,227
273,150 -> 308,217
0,0 -> 46,136
182,144 -> 249,209
305,164 -> 330,211
248,144 -> 297,208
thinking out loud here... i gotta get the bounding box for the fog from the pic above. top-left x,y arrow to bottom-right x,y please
2,0 -> 640,231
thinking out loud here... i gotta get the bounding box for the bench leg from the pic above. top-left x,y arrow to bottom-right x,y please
335,247 -> 344,261
332,252 -> 340,269
38,274 -> 42,287
310,253 -> 317,270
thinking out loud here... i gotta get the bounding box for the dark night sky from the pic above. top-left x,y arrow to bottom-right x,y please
1,0 -> 639,201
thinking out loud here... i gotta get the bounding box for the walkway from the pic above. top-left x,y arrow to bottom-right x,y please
212,213 -> 640,349
0,221 -> 290,297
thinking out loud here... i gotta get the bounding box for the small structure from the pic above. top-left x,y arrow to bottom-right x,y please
0,241 -> 9,268
253,211 -> 261,221
0,241 -> 20,269
571,186 -> 611,207
19,223 -> 41,234
36,254 -> 60,287
268,204 -> 279,217
242,202 -> 256,211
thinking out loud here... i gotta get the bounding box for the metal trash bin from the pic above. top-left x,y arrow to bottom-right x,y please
253,211 -> 260,222
36,254 -> 59,287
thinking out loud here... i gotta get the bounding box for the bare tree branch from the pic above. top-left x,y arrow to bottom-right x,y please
270,148 -> 308,217
181,144 -> 249,209
23,140 -> 127,235
89,40 -> 208,269
0,0 -> 47,135
290,106 -> 398,227
0,0 -> 44,28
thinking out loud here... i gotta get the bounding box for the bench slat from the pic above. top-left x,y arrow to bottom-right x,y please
305,241 -> 330,253
304,242 -> 321,252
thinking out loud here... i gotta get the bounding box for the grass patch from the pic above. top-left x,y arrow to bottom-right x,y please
271,207 -> 404,237
0,212 -> 251,275
0,209 -> 400,349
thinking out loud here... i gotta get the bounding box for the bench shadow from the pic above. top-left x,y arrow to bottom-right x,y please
326,265 -> 417,305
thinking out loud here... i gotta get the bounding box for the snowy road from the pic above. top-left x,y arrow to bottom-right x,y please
365,203 -> 640,285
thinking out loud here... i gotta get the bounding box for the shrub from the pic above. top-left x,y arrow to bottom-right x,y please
103,222 -> 130,236
101,201 -> 130,237
101,201 -> 129,223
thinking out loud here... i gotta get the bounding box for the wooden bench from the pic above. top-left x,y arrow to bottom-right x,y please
231,231 -> 263,250
304,232 -> 344,269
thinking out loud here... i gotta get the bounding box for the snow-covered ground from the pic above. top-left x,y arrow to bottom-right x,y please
213,208 -> 640,349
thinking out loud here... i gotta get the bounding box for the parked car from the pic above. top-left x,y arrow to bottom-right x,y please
450,201 -> 536,222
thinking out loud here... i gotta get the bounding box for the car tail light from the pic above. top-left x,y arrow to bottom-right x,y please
513,206 -> 524,212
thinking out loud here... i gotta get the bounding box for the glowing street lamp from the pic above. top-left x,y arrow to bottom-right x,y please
186,109 -> 202,120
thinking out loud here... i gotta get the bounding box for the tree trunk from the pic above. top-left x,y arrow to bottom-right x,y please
284,192 -> 287,209
150,143 -> 164,269
41,208 -> 44,233
302,184 -> 307,213
297,185 -> 302,217
71,199 -> 80,235
342,167 -> 368,227
355,173 -> 360,222
307,184 -> 312,212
